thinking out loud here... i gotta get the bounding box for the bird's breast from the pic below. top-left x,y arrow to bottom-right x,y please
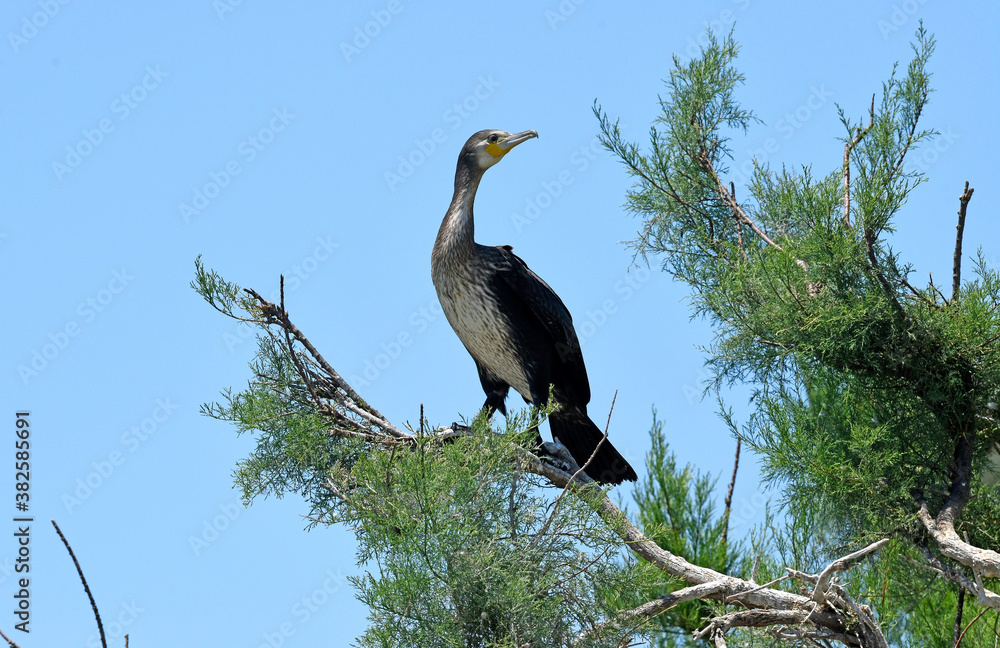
433,262 -> 533,398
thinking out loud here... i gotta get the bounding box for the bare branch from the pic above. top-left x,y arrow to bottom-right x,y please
953,582 -> 965,647
579,581 -> 728,641
842,94 -> 876,226
243,286 -> 406,437
721,439 -> 741,546
918,503 -> 1000,583
951,181 -> 975,302
812,539 -> 890,608
908,547 -> 1000,609
521,454 -> 887,645
0,629 -> 22,648
52,520 -> 107,648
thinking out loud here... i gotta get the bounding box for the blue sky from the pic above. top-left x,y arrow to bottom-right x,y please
2,1 -> 998,645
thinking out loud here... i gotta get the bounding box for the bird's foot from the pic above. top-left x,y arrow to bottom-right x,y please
535,441 -> 579,475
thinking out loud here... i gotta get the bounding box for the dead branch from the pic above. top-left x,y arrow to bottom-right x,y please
919,501 -> 1000,583
908,546 -> 1000,609
521,454 -> 888,646
53,520 -> 107,648
578,581 -> 728,641
243,285 -> 406,438
234,279 -> 893,646
698,149 -> 783,251
721,439 -> 741,546
951,181 -> 975,302
843,95 -> 876,226
811,539 -> 889,608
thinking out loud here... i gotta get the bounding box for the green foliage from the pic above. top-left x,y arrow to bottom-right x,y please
598,23 -> 1000,644
632,415 -> 740,646
192,259 -> 659,647
349,417 -> 655,648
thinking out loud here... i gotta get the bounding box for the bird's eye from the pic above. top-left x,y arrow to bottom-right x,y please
488,134 -> 499,144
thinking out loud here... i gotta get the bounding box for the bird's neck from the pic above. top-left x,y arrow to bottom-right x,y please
433,163 -> 483,265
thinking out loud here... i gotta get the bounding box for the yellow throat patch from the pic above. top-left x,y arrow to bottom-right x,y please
485,142 -> 506,158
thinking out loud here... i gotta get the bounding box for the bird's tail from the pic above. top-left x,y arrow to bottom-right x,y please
548,407 -> 637,485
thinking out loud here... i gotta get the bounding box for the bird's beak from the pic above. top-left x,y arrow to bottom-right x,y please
486,130 -> 538,158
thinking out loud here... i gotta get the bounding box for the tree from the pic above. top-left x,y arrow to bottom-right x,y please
595,23 -> 999,645
194,24 -> 999,647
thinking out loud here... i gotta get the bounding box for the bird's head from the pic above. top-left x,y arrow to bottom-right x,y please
459,129 -> 538,172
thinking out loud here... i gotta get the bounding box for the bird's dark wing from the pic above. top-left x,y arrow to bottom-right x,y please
481,244 -> 591,405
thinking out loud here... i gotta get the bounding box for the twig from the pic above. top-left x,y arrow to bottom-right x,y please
243,286 -> 405,437
533,392 -> 618,547
955,606 -> 989,648
579,581 -> 728,641
52,520 -> 107,648
812,539 -> 889,607
0,629 -> 22,648
952,181 -> 975,302
730,181 -> 748,261
278,276 -> 325,410
953,587 -> 966,648
842,95 -> 876,226
726,574 -> 791,601
721,439 -> 741,546
909,544 -> 1000,609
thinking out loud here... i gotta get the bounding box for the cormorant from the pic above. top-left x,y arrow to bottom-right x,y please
431,129 -> 637,485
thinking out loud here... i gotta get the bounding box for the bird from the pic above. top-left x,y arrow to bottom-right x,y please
431,129 -> 637,485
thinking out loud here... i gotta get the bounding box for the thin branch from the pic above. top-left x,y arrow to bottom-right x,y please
889,86 -> 928,179
954,587 -> 966,648
243,286 -> 406,437
521,454 -> 884,643
52,520 -> 107,648
864,225 -> 907,319
843,94 -> 876,226
579,581 -> 728,641
721,439 -> 741,546
952,181 -> 975,302
533,392 -> 618,547
0,629 -> 22,648
701,151 -> 783,251
730,181 -> 749,261
812,539 -> 889,608
908,545 -> 1000,609
955,606 -> 989,648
